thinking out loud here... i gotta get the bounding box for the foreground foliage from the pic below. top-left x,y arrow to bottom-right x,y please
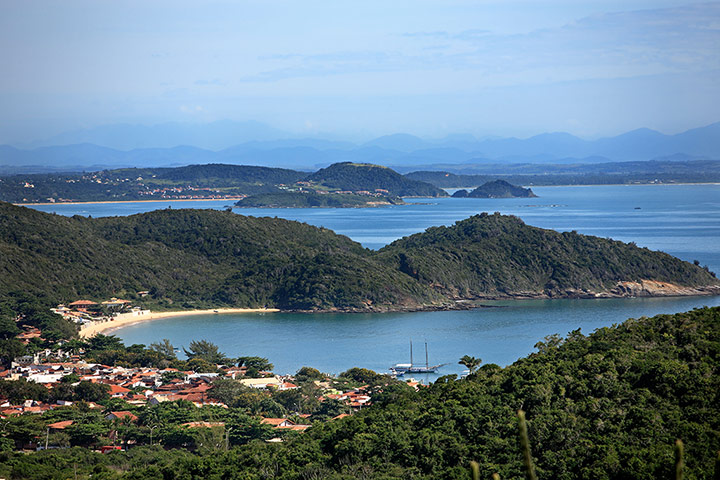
1,307 -> 718,479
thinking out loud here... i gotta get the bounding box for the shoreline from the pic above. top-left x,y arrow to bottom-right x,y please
446,182 -> 720,190
15,183 -> 720,207
16,197 -> 245,207
78,308 -> 279,338
78,285 -> 720,338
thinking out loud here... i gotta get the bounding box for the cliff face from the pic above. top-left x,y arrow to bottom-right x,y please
609,280 -> 720,297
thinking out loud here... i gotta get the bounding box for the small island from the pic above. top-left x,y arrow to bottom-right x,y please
452,180 -> 537,198
236,191 -> 405,208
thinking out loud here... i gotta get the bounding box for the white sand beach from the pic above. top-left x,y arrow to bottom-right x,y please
78,308 -> 279,338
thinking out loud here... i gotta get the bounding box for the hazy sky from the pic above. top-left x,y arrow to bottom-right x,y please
1,0 -> 719,142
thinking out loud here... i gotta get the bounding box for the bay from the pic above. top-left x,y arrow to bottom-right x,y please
27,184 -> 720,378
116,296 -> 720,381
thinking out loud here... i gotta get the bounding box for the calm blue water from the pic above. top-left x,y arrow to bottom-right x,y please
29,184 -> 720,378
117,296 -> 720,380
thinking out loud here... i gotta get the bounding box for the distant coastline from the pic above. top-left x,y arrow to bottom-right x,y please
16,197 -> 245,207
79,307 -> 279,338
16,183 -> 720,207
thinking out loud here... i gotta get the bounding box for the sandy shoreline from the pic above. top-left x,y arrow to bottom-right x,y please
16,198 -> 245,207
79,308 -> 279,338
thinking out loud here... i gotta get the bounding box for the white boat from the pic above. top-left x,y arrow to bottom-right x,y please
390,341 -> 445,375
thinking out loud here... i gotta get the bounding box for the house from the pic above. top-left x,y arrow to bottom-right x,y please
107,385 -> 131,397
68,300 -> 98,308
47,420 -> 74,431
239,376 -> 282,389
261,417 -> 295,428
102,298 -> 132,308
16,327 -> 43,344
105,411 -> 139,423
261,418 -> 310,431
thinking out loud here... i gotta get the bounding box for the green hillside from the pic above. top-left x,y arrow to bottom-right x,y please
459,179 -> 537,198
378,213 -> 718,299
236,191 -> 405,208
1,164 -> 306,203
0,203 -> 716,313
305,162 -> 448,197
0,202 -> 441,311
146,163 -> 305,185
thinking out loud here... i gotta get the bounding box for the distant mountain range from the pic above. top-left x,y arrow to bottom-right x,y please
1,121 -> 719,173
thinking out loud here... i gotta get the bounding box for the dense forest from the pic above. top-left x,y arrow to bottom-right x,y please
377,213 -> 717,300
305,162 -> 448,197
236,191 -> 405,208
1,306 -> 718,479
0,203 -> 717,314
0,202 -> 441,312
452,180 -> 537,198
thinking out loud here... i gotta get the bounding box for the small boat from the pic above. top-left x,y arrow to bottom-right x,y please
390,341 -> 445,375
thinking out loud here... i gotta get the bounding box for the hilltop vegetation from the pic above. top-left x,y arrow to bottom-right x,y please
0,202 -> 440,312
0,162 -> 445,204
2,307 -> 718,479
236,191 -> 405,208
0,164 -> 307,203
305,162 -> 448,197
452,180 -> 537,198
377,213 -> 717,299
0,203 -> 716,315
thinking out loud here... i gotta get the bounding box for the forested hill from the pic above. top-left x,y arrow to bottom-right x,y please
452,180 -> 537,198
377,213 -> 718,299
130,163 -> 306,185
236,191 -> 405,208
0,203 -> 717,312
0,202 -> 442,311
244,306 -> 720,479
305,162 -> 448,197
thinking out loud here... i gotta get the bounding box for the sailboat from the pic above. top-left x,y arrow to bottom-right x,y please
390,341 -> 446,375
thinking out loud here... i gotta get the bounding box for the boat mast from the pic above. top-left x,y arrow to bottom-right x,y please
410,340 -> 414,366
425,342 -> 429,369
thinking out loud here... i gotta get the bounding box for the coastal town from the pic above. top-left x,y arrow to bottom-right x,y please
0,297 -> 422,452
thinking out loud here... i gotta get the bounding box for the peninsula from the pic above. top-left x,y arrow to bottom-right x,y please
0,201 -> 717,315
1,162 -> 444,204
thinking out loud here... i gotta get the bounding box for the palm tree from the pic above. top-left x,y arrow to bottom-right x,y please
458,355 -> 482,375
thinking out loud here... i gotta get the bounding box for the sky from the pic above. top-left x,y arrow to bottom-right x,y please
1,0 -> 719,143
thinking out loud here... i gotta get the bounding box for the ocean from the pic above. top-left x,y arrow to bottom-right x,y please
29,184 -> 720,378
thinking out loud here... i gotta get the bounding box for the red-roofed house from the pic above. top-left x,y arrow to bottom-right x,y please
68,300 -> 98,307
105,411 -> 139,423
108,385 -> 131,397
47,420 -> 74,430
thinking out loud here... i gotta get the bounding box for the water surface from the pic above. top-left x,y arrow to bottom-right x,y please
29,184 -> 720,377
